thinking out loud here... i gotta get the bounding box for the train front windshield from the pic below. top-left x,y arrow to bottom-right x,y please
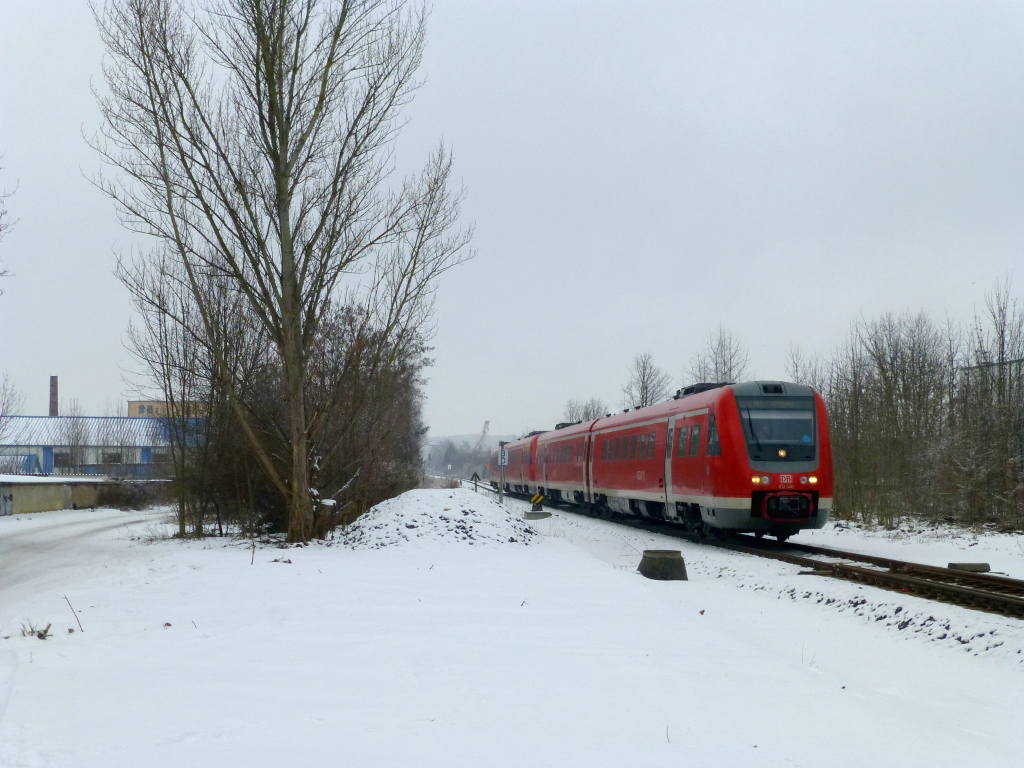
735,396 -> 816,462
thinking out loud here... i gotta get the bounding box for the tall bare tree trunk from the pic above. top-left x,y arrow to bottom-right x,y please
94,0 -> 471,541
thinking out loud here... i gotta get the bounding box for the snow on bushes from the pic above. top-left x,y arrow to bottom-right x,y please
342,488 -> 537,549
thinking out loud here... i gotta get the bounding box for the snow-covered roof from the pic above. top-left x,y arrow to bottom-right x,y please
0,416 -> 174,448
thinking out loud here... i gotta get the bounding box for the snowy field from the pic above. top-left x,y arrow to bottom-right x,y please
1,489 -> 1022,767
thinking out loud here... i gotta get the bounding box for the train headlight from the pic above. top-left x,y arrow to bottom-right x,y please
808,476 -> 818,485
751,475 -> 761,484
752,474 -> 770,485
777,448 -> 787,458
800,476 -> 808,485
762,475 -> 771,485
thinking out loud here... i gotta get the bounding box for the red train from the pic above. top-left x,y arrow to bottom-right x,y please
485,381 -> 833,541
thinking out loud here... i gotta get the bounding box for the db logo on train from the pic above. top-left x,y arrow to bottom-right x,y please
779,474 -> 794,486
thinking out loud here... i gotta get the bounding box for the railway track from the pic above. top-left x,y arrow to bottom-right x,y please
719,535 -> 1024,619
461,479 -> 1024,620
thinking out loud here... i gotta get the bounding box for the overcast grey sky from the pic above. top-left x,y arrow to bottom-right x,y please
1,1 -> 1022,438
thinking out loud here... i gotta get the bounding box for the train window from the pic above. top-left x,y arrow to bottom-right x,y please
689,423 -> 702,456
707,415 -> 721,456
603,439 -> 609,461
630,434 -> 637,459
677,425 -> 689,457
638,433 -> 646,458
648,431 -> 656,459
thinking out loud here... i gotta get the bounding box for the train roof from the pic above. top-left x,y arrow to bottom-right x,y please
498,381 -> 817,449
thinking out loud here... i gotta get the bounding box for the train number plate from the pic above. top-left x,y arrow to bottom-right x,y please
779,474 -> 793,484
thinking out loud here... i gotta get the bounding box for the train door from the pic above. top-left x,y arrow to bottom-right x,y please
582,432 -> 592,503
664,415 -> 679,515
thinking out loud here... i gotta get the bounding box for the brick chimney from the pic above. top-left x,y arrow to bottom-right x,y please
49,376 -> 58,417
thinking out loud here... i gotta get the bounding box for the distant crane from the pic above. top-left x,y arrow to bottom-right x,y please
472,420 -> 490,454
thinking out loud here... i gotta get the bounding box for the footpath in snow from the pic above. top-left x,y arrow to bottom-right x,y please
1,487 -> 1022,768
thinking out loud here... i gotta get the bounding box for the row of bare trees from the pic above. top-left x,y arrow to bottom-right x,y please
789,283 -> 1024,529
616,327 -> 751,412
95,0 -> 470,541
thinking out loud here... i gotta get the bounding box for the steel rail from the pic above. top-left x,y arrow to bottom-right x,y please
733,537 -> 1024,598
717,537 -> 1024,619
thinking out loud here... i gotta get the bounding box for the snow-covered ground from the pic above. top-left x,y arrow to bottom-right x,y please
1,488 -> 1022,767
0,474 -> 110,485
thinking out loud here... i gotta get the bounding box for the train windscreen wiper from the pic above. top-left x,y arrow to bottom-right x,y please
743,408 -> 764,455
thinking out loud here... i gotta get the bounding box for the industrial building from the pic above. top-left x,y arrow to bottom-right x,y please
0,415 -> 173,477
0,376 -> 197,479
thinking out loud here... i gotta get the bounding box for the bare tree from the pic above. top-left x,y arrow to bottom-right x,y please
688,326 -> 750,383
57,400 -> 90,474
0,160 -> 13,286
563,397 -> 607,423
622,353 -> 670,410
0,375 -> 22,443
786,346 -> 826,392
93,0 -> 471,541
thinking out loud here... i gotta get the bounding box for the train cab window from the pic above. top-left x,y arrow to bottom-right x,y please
735,395 -> 816,461
677,425 -> 689,457
638,433 -> 646,458
689,423 -> 702,456
707,415 -> 721,456
648,431 -> 656,458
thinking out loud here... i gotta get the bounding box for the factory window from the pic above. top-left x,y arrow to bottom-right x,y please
689,423 -> 702,456
676,426 -> 689,457
54,452 -> 71,468
648,432 -> 656,459
138,405 -> 145,415
638,433 -> 646,459
102,451 -> 122,464
147,405 -> 154,415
